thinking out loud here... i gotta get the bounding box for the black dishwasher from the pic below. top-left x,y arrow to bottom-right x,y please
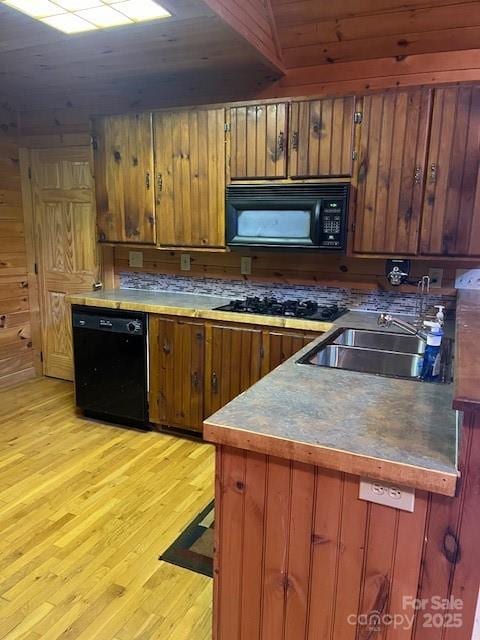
72,305 -> 149,428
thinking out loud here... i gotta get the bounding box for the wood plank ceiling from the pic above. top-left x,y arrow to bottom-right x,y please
0,0 -> 283,111
1,0 -> 480,113
271,0 -> 480,67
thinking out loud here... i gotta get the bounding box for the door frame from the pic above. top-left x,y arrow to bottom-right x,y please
18,145 -> 111,378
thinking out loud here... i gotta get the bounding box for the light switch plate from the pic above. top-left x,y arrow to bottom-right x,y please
359,477 -> 415,512
129,251 -> 143,268
428,268 -> 443,288
240,257 -> 252,276
180,254 -> 191,271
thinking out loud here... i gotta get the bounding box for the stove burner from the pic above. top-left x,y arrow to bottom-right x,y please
214,297 -> 347,322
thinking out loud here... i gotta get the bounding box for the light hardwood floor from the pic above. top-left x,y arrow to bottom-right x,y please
0,378 -> 214,639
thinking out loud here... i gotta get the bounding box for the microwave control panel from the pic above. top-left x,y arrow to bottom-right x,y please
318,200 -> 345,248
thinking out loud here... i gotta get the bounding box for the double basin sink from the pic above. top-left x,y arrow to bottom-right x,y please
298,328 -> 453,384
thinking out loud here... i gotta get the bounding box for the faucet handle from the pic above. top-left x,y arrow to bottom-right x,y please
378,313 -> 392,327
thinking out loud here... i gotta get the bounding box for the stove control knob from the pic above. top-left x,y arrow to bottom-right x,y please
127,321 -> 139,333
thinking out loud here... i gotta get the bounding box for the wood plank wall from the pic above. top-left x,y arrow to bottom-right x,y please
0,106 -> 35,389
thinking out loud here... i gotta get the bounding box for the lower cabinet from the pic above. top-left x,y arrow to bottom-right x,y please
149,316 -> 205,432
149,315 -> 322,433
204,324 -> 264,417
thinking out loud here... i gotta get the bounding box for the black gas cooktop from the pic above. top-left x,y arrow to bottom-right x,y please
214,297 -> 348,322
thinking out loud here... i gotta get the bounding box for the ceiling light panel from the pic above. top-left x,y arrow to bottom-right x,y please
76,5 -> 132,27
2,0 -> 172,32
4,0 -> 63,18
42,12 -> 97,32
110,0 -> 171,21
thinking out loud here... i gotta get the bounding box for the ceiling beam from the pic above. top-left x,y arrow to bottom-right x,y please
199,0 -> 285,77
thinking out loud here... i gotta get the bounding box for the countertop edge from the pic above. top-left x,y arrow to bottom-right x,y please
453,289 -> 480,410
65,293 -> 334,333
203,421 -> 458,497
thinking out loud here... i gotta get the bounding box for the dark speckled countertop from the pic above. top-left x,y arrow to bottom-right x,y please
204,310 -> 459,497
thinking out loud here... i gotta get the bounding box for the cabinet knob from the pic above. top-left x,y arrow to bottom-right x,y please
414,166 -> 423,185
145,172 -> 151,190
92,281 -> 103,291
277,131 -> 285,154
429,163 -> 437,184
163,340 -> 171,354
192,371 -> 200,391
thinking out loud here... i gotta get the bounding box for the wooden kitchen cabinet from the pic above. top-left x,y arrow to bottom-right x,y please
204,323 -> 264,417
353,88 -> 431,255
154,107 -> 226,248
261,329 -> 320,375
149,316 -> 205,432
289,97 -> 356,178
420,85 -> 480,256
229,102 -> 288,179
93,113 -> 156,244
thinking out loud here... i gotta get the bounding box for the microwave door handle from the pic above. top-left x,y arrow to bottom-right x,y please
314,201 -> 322,244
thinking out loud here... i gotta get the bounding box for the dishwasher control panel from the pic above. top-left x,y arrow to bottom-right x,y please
72,308 -> 146,336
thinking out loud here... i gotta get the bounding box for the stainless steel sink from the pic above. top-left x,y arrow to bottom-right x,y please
304,344 -> 424,378
297,327 -> 453,383
332,329 -> 426,355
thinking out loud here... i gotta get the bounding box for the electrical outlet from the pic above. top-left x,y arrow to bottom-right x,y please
240,257 -> 252,276
180,254 -> 191,271
128,251 -> 143,268
455,268 -> 480,290
428,268 -> 443,288
359,478 -> 415,512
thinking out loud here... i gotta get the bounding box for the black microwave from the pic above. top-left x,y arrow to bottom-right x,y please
226,183 -> 350,250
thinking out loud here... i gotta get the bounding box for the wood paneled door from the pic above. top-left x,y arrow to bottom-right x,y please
29,147 -> 99,381
354,88 -> 432,255
229,103 -> 288,179
149,316 -> 205,432
93,113 -> 156,244
288,97 -> 356,178
154,108 -> 226,248
420,85 -> 480,256
204,324 -> 263,418
262,330 -> 320,375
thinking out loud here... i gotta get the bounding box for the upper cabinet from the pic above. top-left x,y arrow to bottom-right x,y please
228,99 -> 356,180
420,85 -> 480,257
229,103 -> 288,179
289,97 -> 355,178
154,107 -> 226,248
353,88 -> 431,255
93,113 -> 155,244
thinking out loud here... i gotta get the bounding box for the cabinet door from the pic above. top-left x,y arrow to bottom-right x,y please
289,97 -> 355,178
154,108 -> 226,248
262,330 -> 321,376
93,113 -> 155,244
420,85 -> 480,256
354,89 -> 431,255
149,316 -> 204,432
229,103 -> 288,179
204,324 -> 263,417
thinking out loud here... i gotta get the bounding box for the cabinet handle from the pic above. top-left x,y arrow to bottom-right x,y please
162,340 -> 171,354
212,372 -> 218,394
92,281 -> 103,291
429,163 -> 437,184
192,371 -> 199,391
277,131 -> 285,154
292,131 -> 299,151
145,172 -> 150,190
157,173 -> 163,192
414,166 -> 423,185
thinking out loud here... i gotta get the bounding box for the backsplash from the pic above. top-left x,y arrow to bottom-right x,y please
119,272 -> 456,315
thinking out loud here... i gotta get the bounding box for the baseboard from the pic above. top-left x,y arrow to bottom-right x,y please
0,367 -> 36,391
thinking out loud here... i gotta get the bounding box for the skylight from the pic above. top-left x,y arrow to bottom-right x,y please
3,0 -> 172,33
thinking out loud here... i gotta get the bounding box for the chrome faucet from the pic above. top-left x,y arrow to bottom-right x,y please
377,313 -> 429,342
